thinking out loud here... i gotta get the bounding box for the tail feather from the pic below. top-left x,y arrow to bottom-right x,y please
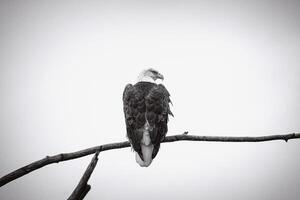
135,144 -> 153,167
135,128 -> 154,167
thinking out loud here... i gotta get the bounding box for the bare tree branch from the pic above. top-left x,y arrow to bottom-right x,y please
67,151 -> 100,200
0,132 -> 299,188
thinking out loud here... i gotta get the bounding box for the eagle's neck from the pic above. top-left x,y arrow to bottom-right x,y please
137,76 -> 155,83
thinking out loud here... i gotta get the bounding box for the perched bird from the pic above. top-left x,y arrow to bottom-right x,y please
123,68 -> 173,167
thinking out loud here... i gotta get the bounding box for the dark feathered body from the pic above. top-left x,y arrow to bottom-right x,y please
123,81 -> 172,164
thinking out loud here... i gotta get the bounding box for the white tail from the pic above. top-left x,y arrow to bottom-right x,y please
135,127 -> 154,167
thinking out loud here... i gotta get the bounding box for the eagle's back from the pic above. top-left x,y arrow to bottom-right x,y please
123,81 -> 172,163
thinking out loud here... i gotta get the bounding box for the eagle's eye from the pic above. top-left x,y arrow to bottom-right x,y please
150,70 -> 158,75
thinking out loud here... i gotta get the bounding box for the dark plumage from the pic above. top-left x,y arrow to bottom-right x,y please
123,69 -> 173,167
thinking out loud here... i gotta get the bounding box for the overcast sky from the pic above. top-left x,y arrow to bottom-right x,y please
1,0 -> 300,199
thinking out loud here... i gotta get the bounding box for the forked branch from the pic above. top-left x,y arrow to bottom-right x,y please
67,151 -> 100,200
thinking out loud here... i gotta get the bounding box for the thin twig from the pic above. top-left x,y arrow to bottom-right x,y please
67,151 -> 100,200
0,132 -> 299,187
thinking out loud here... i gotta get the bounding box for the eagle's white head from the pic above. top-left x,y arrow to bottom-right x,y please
137,68 -> 164,83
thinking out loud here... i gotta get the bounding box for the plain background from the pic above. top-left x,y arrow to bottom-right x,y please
1,0 -> 300,199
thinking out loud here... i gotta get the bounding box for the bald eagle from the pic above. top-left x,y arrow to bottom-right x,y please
123,68 -> 173,167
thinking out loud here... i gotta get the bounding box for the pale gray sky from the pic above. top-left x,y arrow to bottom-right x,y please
1,0 -> 300,199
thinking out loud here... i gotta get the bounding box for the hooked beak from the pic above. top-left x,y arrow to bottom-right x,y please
157,73 -> 164,81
